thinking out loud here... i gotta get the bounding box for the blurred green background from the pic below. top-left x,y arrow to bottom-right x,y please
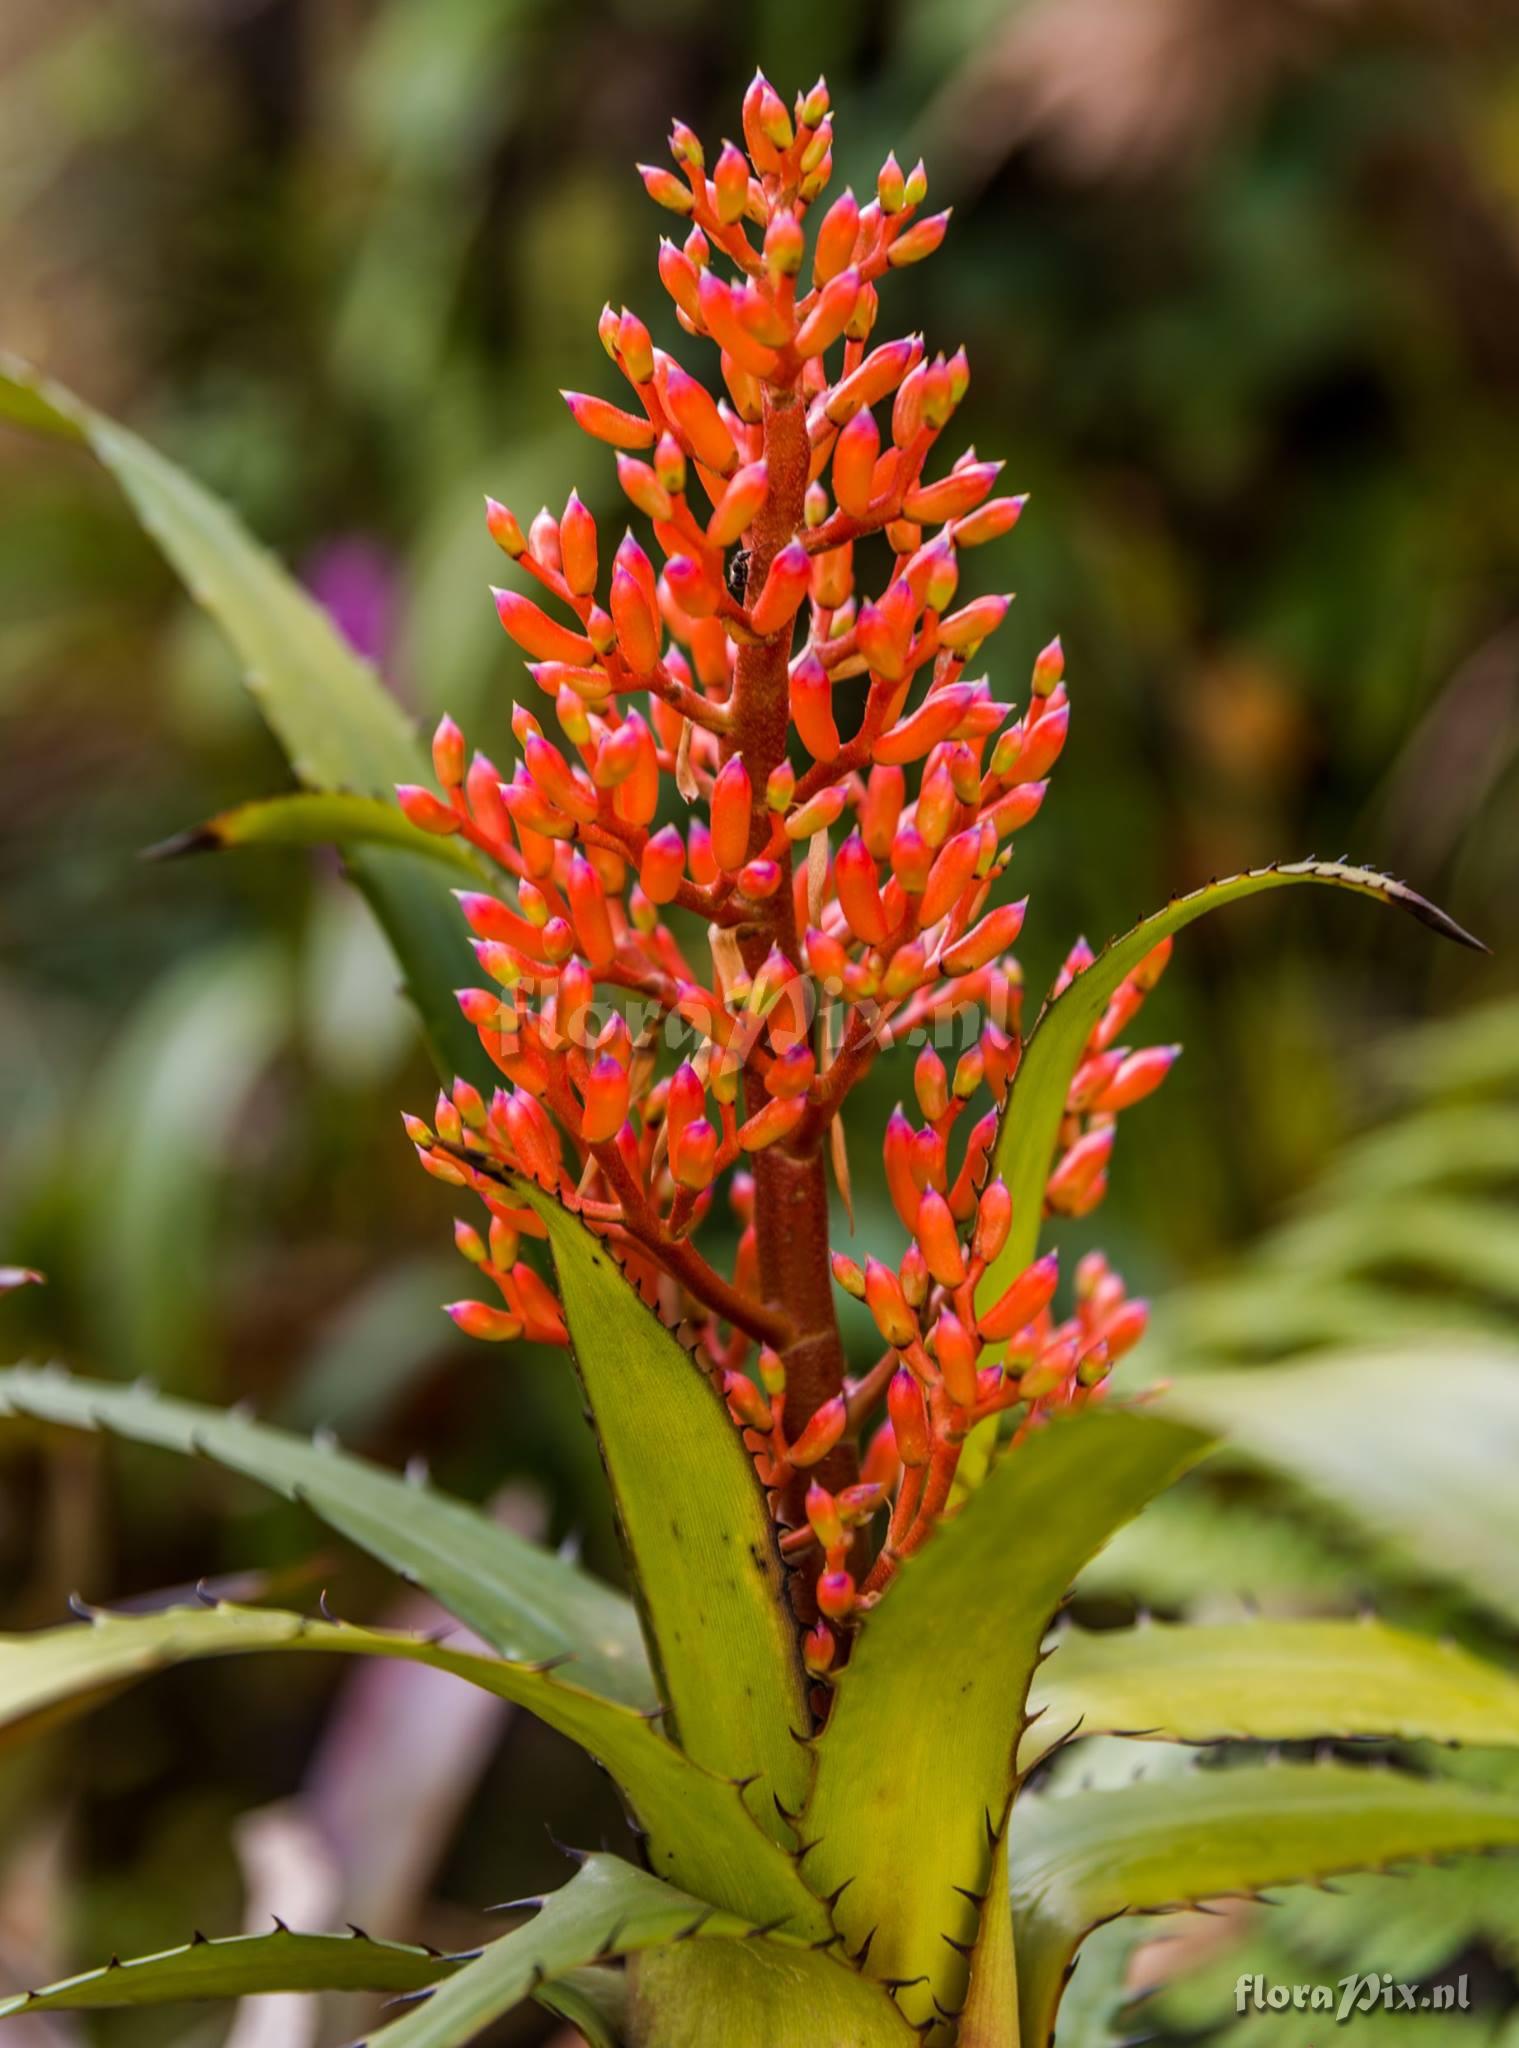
2,0 -> 1518,2041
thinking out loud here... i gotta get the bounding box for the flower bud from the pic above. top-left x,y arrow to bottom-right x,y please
835,835 -> 890,946
914,1188 -> 967,1287
397,784 -> 461,835
889,210 -> 951,267
447,1301 -> 523,1342
978,1250 -> 1059,1342
791,1395 -> 847,1469
832,404 -> 879,519
942,898 -> 1028,974
748,539 -> 811,636
973,1179 -> 1012,1265
888,1368 -> 931,1466
789,650 -> 841,761
710,756 -> 754,872
561,390 -> 656,449
708,460 -> 769,548
864,1256 -> 916,1348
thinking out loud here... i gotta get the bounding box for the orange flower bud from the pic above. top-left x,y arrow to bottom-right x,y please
864,1256 -> 916,1347
581,1054 -> 631,1143
816,1568 -> 855,1619
397,785 -> 461,835
832,404 -> 879,518
835,834 -> 890,946
1094,1045 -> 1180,1113
888,210 -> 951,267
902,461 -> 1001,524
639,163 -> 695,215
786,1398 -> 844,1477
933,1310 -> 978,1409
710,756 -> 753,872
738,1095 -> 806,1152
795,268 -> 860,357
956,493 -> 1027,547
713,142 -> 749,225
1046,1126 -> 1115,1215
914,1188 -> 966,1288
887,1368 -> 931,1466
979,1250 -> 1059,1342
748,539 -> 811,636
938,591 -> 1010,654
671,1115 -> 719,1191
942,898 -> 1028,974
804,1620 -> 836,1676
973,1179 -> 1012,1264
446,1300 -> 523,1342
813,189 -> 860,284
707,460 -> 769,548
789,650 -> 841,761
657,356 -> 738,474
561,390 -> 656,449
493,588 -> 595,664
724,1369 -> 772,1432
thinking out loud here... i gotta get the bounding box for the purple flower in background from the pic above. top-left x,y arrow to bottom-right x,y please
304,536 -> 398,667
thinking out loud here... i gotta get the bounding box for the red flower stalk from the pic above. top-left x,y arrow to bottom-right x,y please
400,75 -> 1177,1651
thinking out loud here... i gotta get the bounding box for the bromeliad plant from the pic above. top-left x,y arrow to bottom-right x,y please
2,71 -> 1518,2048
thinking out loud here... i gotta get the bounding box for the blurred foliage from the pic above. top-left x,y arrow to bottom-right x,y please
2,0 -> 1518,2042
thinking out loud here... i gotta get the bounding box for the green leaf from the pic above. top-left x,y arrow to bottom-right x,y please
0,1365 -> 651,1704
1011,1764 -> 1519,2046
956,1821 -> 1017,2048
534,1966 -> 627,2048
149,792 -> 481,875
0,1928 -> 455,2016
962,862 -> 1483,1491
800,1408 -> 1208,2031
1162,1345 -> 1519,1628
624,1940 -> 916,2048
1026,1618 -> 1519,1768
0,353 -> 488,1088
356,1853 -> 766,2047
0,1600 -> 818,1930
512,1185 -> 813,1844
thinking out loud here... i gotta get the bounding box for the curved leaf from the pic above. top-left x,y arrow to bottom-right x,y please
513,1185 -> 813,1844
961,862 -> 1483,1491
357,1853 -> 775,2047
0,1928 -> 455,2016
534,1966 -> 627,2048
1011,1764 -> 1519,2046
1162,1345 -> 1519,1628
0,1600 -> 821,1933
1025,1618 -> 1519,1769
0,1366 -> 651,1705
800,1408 -> 1208,2030
0,353 -> 487,1087
149,793 -> 480,875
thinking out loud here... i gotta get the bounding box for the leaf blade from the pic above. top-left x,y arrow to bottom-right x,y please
0,1600 -> 821,1931
0,1929 -> 455,2016
801,1409 -> 1209,2029
514,1188 -> 814,1842
967,863 -> 1483,1491
1026,1618 -> 1519,1768
0,1366 -> 651,1706
150,793 -> 481,875
1012,1765 -> 1519,2045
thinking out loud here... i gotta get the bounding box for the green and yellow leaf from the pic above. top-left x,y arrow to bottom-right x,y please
1025,1617 -> 1519,1767
0,1366 -> 650,1702
1012,1764 -> 1519,2045
149,792 -> 481,875
512,1185 -> 814,1845
962,863 -> 1483,1492
0,1928 -> 455,2016
0,1600 -> 825,1935
801,1408 -> 1208,2031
